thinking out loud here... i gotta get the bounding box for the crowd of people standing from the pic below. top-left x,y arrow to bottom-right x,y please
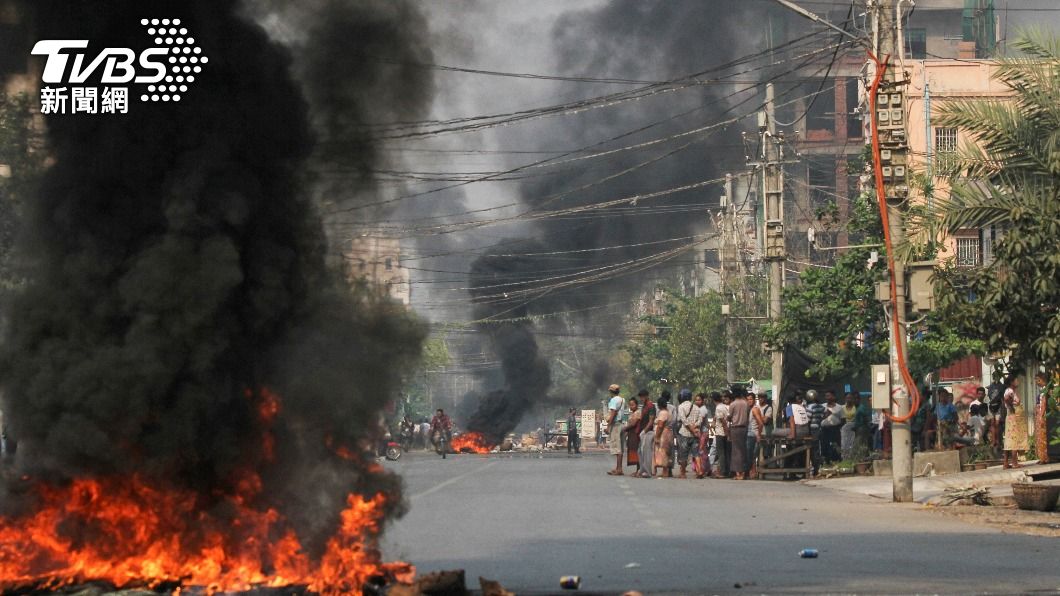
602,371 -> 1053,479
604,384 -> 779,480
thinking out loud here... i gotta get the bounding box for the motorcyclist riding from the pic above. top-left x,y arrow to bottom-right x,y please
399,415 -> 415,451
430,408 -> 452,450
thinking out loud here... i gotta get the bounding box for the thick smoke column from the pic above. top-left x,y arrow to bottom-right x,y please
249,0 -> 435,221
462,0 -> 771,432
464,247 -> 553,444
0,0 -> 432,552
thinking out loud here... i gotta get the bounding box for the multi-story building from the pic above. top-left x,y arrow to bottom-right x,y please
785,0 -> 998,268
344,234 -> 411,306
767,1 -> 1003,385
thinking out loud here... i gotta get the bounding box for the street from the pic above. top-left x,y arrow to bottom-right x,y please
382,451 -> 1060,594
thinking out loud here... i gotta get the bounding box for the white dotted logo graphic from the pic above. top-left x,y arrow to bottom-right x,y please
138,18 -> 208,103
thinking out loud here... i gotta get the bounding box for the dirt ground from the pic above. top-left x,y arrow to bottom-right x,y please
924,502 -> 1060,537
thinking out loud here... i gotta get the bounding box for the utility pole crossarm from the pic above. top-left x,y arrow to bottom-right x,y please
772,0 -> 866,45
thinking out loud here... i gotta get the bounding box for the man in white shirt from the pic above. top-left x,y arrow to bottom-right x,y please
968,404 -> 985,445
675,388 -> 702,479
606,384 -> 625,476
819,390 -> 844,463
712,392 -> 730,478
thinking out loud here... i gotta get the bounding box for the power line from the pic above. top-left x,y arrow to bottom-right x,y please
323,34 -> 849,216
361,26 -> 845,137
335,81 -> 842,237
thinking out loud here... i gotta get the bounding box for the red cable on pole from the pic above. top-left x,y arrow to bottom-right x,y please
866,52 -> 921,424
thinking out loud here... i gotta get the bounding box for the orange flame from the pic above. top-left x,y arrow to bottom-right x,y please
0,386 -> 413,593
0,476 -> 411,594
450,431 -> 493,454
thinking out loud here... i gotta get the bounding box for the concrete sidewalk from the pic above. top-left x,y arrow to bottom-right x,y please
804,461 -> 1060,504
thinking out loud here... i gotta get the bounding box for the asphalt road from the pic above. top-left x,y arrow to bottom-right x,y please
380,450 -> 1060,595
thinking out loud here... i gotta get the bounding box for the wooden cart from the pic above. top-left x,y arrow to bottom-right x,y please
756,436 -> 814,479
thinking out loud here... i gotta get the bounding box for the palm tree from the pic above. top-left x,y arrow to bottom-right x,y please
904,31 -> 1060,375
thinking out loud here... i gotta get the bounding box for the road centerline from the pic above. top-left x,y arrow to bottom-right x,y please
408,460 -> 501,500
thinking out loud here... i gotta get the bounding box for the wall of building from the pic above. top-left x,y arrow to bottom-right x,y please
903,59 -> 1010,264
345,235 -> 411,306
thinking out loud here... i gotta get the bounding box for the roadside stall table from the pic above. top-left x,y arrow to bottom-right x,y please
756,436 -> 814,480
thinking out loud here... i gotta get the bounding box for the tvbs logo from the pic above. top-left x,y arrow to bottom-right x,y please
32,18 -> 208,115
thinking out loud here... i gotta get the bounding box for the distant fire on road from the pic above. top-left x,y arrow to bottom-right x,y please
451,432 -> 493,454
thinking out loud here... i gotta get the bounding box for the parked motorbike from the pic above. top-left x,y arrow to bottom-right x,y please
377,431 -> 402,461
385,440 -> 402,461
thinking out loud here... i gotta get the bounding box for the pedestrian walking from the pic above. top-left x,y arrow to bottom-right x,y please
567,407 -> 581,454
934,389 -> 957,449
756,393 -> 774,464
662,391 -> 677,477
805,390 -> 826,474
1003,376 -> 1029,469
819,390 -> 843,462
712,392 -> 730,478
853,393 -> 873,452
636,392 -> 656,478
653,394 -> 673,478
694,393 -> 710,478
623,397 -> 642,471
747,392 -> 763,477
420,418 -> 431,450
727,388 -> 750,480
675,388 -> 701,479
606,384 -> 625,476
840,392 -> 857,457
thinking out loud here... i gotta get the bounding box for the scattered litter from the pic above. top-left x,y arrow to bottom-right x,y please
916,462 -> 936,477
624,562 -> 641,569
734,583 -> 742,589
799,548 -> 819,558
391,569 -> 465,596
940,486 -> 992,506
480,576 -> 515,596
560,575 -> 581,590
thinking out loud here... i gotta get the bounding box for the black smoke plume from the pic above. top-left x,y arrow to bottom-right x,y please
461,1 -> 795,431
0,0 -> 432,552
464,247 -> 553,443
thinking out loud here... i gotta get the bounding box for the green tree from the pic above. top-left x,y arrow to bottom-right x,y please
766,189 -> 983,380
626,288 -> 769,393
904,31 -> 1060,373
402,336 -> 450,421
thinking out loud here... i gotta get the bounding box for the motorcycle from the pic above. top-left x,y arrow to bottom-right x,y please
384,440 -> 402,461
377,432 -> 402,461
433,429 -> 450,459
399,426 -> 414,452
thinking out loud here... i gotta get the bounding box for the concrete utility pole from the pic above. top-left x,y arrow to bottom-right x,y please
871,0 -> 914,503
722,173 -> 737,385
759,83 -> 785,420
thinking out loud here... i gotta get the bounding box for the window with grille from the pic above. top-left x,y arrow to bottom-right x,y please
956,236 -> 980,268
935,127 -> 958,174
